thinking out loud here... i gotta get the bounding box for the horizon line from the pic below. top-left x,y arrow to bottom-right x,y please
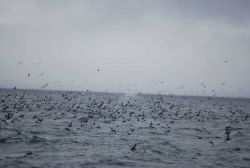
1,87 -> 249,100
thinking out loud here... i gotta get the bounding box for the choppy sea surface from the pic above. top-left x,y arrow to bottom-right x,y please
0,89 -> 250,168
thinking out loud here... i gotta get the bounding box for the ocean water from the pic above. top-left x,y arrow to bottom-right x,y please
0,89 -> 250,168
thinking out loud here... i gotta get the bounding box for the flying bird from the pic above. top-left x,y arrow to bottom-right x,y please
17,61 -> 23,67
42,83 -> 49,88
201,82 -> 206,88
178,85 -> 184,89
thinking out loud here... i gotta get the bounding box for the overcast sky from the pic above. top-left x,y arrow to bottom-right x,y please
0,0 -> 250,97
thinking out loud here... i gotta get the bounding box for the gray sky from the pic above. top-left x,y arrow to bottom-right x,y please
0,0 -> 250,97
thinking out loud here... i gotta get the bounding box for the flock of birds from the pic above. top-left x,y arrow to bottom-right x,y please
9,59 -> 238,95
1,89 -> 249,143
0,88 -> 250,167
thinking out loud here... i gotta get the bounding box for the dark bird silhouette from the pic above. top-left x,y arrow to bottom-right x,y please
68,121 -> 73,127
130,144 -> 137,151
64,127 -> 70,132
110,128 -> 117,134
208,141 -> 214,146
42,83 -> 49,88
225,126 -> 232,141
25,151 -> 33,156
150,121 -> 154,128
16,129 -> 22,135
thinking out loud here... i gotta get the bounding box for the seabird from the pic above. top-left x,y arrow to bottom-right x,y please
130,144 -> 137,151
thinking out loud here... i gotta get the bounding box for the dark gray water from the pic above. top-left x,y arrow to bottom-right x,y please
0,89 -> 250,168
